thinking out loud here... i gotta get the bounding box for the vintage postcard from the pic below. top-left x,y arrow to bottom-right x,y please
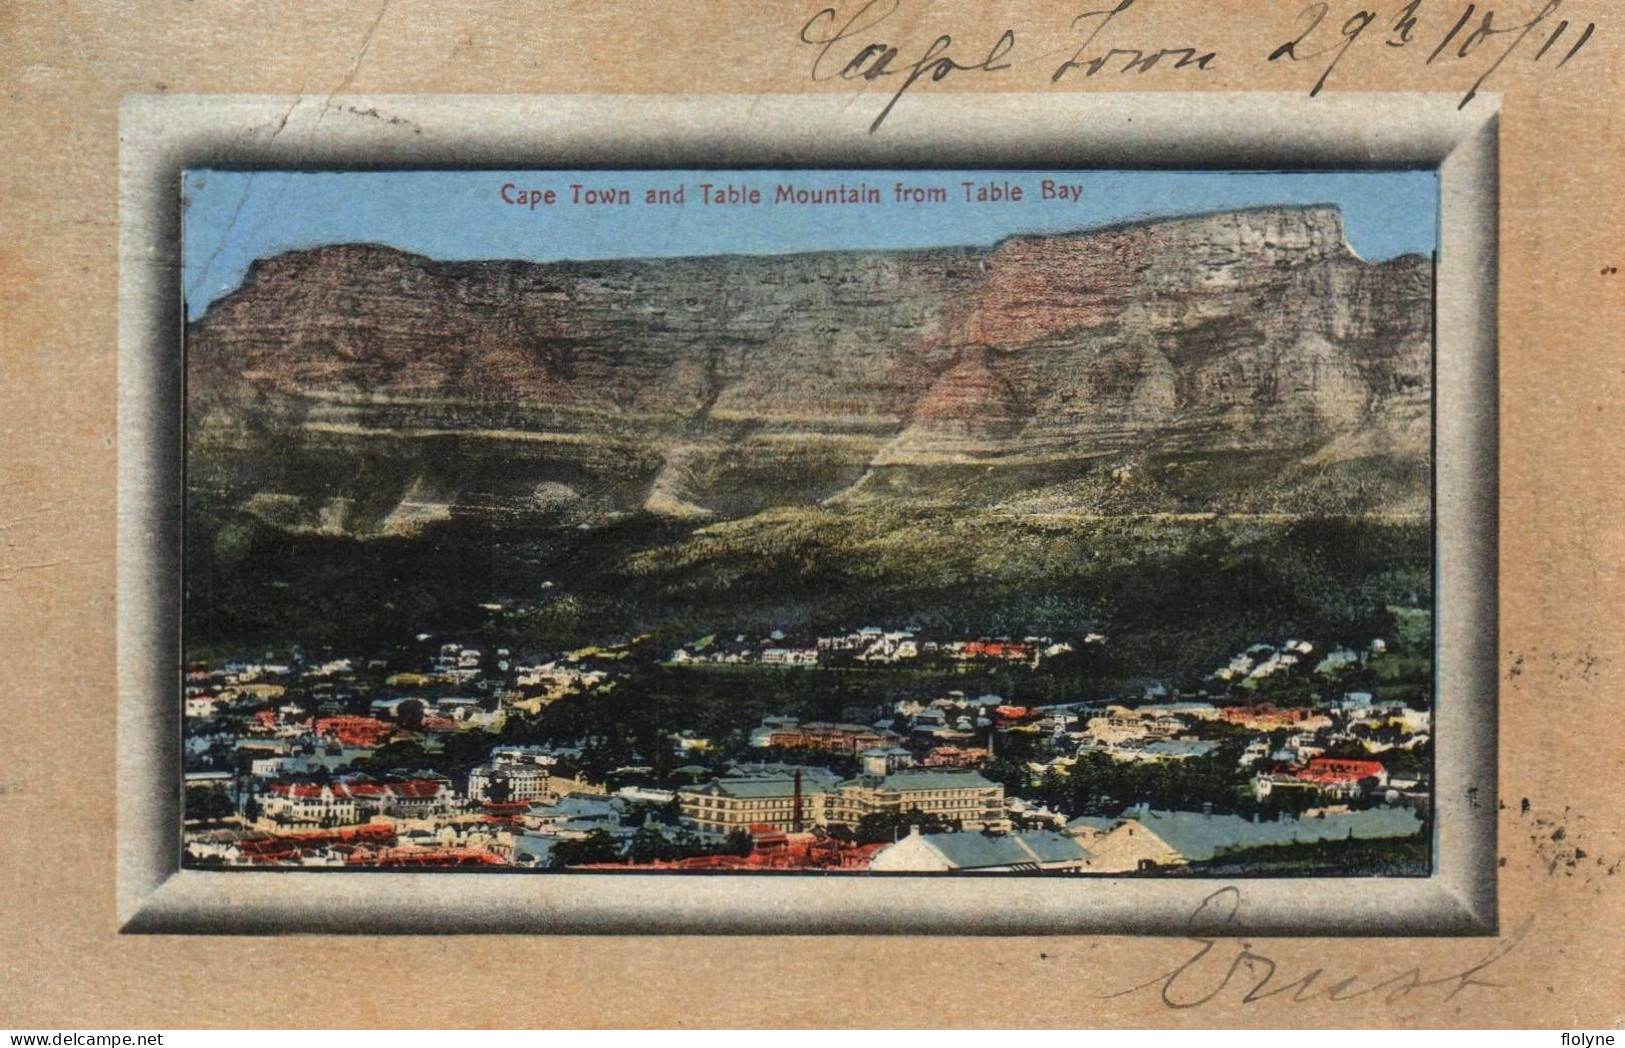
178,167 -> 1440,879
7,0 -> 1622,1031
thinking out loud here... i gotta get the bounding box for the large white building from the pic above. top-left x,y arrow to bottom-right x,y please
676,766 -> 1008,834
259,783 -> 359,826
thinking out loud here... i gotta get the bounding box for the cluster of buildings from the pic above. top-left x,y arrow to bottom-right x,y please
1213,639 -> 1317,682
992,686 -> 1432,808
1060,804 -> 1424,874
746,698 -> 1059,767
921,744 -> 992,768
1065,703 -> 1225,764
863,803 -> 1425,873
743,697 -> 1056,759
183,662 -> 293,718
188,787 -> 1426,874
677,757 -> 1010,835
466,746 -> 564,803
182,619 -> 1432,874
750,718 -> 902,755
669,627 -> 1100,668
259,775 -> 457,825
189,755 -> 1010,869
566,830 -> 886,872
1211,637 -> 1394,684
1254,757 -> 1389,801
890,693 -> 1055,742
430,642 -> 506,681
510,649 -> 620,712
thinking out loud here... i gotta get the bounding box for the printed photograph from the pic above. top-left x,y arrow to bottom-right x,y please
179,168 -> 1438,875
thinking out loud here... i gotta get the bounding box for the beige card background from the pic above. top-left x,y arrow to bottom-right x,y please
1,0 -> 1622,1029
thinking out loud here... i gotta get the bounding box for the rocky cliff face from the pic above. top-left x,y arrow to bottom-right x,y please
186,205 -> 1432,536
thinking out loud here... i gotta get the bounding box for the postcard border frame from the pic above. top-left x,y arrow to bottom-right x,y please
117,92 -> 1498,936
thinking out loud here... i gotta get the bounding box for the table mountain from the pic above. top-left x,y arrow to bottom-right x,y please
186,205 -> 1431,538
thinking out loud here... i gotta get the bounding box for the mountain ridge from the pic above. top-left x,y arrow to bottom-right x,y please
185,204 -> 1432,537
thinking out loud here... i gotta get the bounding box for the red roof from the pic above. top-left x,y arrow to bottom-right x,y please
238,823 -> 396,857
314,716 -> 396,746
1296,758 -> 1385,784
270,782 -> 333,799
576,838 -> 884,872
965,640 -> 1036,659
1222,705 -> 1328,726
349,849 -> 506,867
748,824 -> 790,848
388,779 -> 444,799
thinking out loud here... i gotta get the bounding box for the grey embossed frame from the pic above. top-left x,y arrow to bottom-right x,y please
118,93 -> 1497,935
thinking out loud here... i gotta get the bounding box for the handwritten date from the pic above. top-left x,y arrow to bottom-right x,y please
797,0 -> 1600,133
1269,0 -> 1596,108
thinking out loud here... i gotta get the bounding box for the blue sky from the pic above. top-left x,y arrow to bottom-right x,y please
183,169 -> 1438,319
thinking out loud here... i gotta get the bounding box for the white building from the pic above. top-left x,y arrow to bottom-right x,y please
260,783 -> 359,826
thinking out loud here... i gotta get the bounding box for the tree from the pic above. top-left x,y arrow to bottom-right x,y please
1320,738 -> 1375,761
184,787 -> 236,823
1037,766 -> 1068,808
397,699 -> 426,732
435,730 -> 504,780
853,810 -> 953,845
484,775 -> 513,806
1258,784 -> 1319,818
628,823 -> 672,864
672,828 -> 706,858
360,740 -> 429,777
548,828 -> 624,868
1384,742 -> 1430,778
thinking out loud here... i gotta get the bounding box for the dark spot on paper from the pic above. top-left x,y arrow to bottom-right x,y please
339,104 -> 424,135
1505,648 -> 1604,684
1513,800 -> 1617,886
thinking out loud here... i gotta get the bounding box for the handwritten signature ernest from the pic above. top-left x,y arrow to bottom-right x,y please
1104,887 -> 1531,1010
799,0 -> 1599,132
